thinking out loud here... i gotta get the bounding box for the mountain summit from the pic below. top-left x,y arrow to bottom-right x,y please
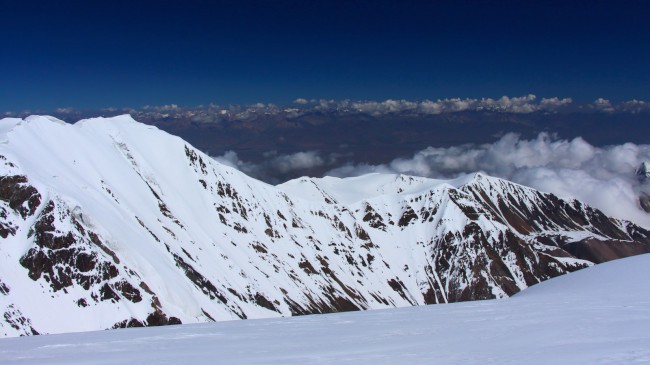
636,161 -> 650,183
636,162 -> 650,212
1,115 -> 649,337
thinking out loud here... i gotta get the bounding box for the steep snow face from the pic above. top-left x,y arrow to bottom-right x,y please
1,115 -> 650,337
2,253 -> 649,365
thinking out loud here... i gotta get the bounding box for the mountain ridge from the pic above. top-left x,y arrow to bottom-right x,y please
1,115 -> 649,337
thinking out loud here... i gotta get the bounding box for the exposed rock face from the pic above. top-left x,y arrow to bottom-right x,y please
1,115 -> 649,337
640,193 -> 650,214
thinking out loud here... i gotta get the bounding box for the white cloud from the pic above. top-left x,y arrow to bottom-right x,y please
481,94 -> 538,113
620,99 -> 650,113
265,151 -> 325,173
449,98 -> 472,112
539,97 -> 573,110
592,98 -> 615,112
212,151 -> 260,177
419,100 -> 444,114
212,150 -> 329,184
327,133 -> 650,227
142,104 -> 181,112
294,98 -> 309,105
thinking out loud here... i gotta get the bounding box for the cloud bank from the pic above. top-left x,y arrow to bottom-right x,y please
26,95 -> 650,124
326,133 -> 650,227
296,95 -> 574,115
297,96 -> 649,115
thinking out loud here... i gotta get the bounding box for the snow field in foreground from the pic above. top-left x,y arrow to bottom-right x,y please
1,253 -> 649,365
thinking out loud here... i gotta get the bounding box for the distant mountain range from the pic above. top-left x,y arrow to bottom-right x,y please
1,115 -> 649,337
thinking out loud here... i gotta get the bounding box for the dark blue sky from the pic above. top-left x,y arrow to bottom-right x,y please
2,0 -> 649,111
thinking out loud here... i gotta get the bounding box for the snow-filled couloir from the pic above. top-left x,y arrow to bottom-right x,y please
1,115 -> 649,337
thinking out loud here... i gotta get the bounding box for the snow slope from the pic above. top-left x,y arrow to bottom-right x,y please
1,253 -> 648,365
1,115 -> 649,337
277,173 -> 468,204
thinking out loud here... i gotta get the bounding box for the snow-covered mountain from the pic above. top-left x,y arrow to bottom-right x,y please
1,115 -> 649,337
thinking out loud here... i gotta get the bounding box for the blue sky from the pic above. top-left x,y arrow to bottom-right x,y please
2,0 -> 649,111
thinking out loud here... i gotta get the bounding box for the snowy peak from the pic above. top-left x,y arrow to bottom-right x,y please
637,161 -> 650,183
278,172 -> 480,205
634,162 -> 650,213
1,115 -> 650,337
278,173 -> 449,204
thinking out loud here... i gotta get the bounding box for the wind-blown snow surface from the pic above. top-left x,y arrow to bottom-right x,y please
2,253 -> 649,365
1,115 -> 650,337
